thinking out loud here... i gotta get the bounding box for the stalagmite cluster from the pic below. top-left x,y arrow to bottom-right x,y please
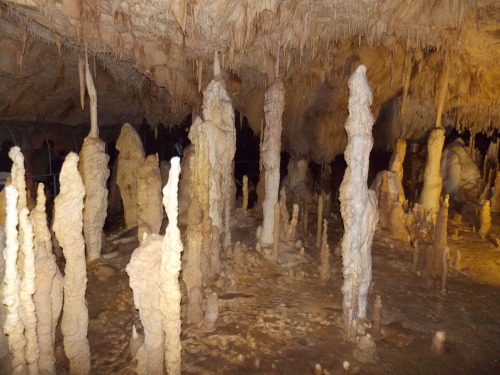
116,123 -> 145,229
339,65 -> 379,341
137,154 -> 163,243
260,78 -> 286,246
78,54 -> 110,263
53,153 -> 91,375
31,184 -> 63,375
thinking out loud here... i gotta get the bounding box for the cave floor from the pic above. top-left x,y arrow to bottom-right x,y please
55,208 -> 500,375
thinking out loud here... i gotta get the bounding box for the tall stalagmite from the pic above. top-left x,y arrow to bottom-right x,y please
78,55 -> 110,262
389,138 -> 407,182
339,65 -> 379,341
53,153 -> 91,375
116,123 -> 145,229
159,157 -> 183,375
137,154 -> 163,243
8,147 -> 27,213
260,78 -> 286,246
3,185 -> 27,375
31,184 -> 63,375
420,128 -> 446,220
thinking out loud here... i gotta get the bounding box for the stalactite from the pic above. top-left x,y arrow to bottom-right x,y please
400,54 -> 412,116
78,56 -> 85,111
172,0 -> 188,34
434,56 -> 450,129
339,65 -> 378,342
31,184 -> 63,375
159,157 -> 182,375
3,185 -> 27,375
116,123 -> 145,229
137,155 -> 163,243
79,56 -> 110,263
53,153 -> 90,375
260,78 -> 285,246
316,193 -> 324,247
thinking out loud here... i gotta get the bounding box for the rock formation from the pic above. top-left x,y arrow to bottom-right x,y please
478,200 -> 491,239
260,78 -> 286,246
31,184 -> 63,375
242,175 -> 249,213
116,123 -> 145,229
319,219 -> 331,283
78,54 -> 110,263
420,128 -> 445,220
316,193 -> 324,247
137,154 -> 163,243
491,172 -> 500,213
53,153 -> 91,375
389,138 -> 407,182
0,226 -> 11,374
339,65 -> 379,341
159,157 -> 183,375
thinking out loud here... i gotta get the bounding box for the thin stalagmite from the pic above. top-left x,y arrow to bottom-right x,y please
273,203 -> 280,261
159,157 -> 183,375
8,147 -> 27,212
389,138 -> 407,182
260,78 -> 285,246
478,200 -> 491,239
31,184 -> 63,375
339,65 -> 379,342
242,175 -> 249,213
18,207 -> 39,375
53,153 -> 90,375
116,123 -> 145,229
319,219 -> 331,282
420,128 -> 445,220
316,193 -> 324,247
491,172 -> 500,212
3,185 -> 27,375
137,154 -> 163,243
431,195 -> 449,275
78,54 -> 110,263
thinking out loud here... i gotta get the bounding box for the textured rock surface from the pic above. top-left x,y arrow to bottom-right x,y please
53,153 -> 91,375
339,65 -> 379,341
116,123 -> 145,229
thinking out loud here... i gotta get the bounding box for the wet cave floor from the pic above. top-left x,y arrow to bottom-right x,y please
55,207 -> 500,375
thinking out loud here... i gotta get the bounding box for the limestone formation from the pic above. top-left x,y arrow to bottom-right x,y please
431,331 -> 446,355
260,78 -> 286,246
430,195 -> 449,275
287,204 -> 299,242
159,157 -> 183,375
420,128 -> 445,220
78,55 -> 110,262
372,295 -> 382,333
339,65 -> 379,341
53,153 -> 90,375
319,219 -> 331,283
116,123 -> 145,229
31,184 -> 63,375
18,207 -> 39,375
389,138 -> 407,182
353,334 -> 377,364
316,193 -> 324,247
273,203 -> 280,261
441,246 -> 449,294
491,172 -> 500,213
126,234 -> 164,375
478,200 -> 491,239
3,185 -> 27,375
8,147 -> 27,213
204,292 -> 219,331
137,154 -> 163,243
242,175 -> 249,213
0,226 -> 11,374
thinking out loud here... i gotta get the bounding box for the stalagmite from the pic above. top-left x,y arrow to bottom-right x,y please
491,172 -> 500,212
339,65 -> 379,341
137,155 -> 163,243
372,295 -> 382,333
430,195 -> 449,275
353,334 -> 377,364
273,203 -> 280,261
9,147 -> 27,213
126,234 -> 164,375
78,55 -> 110,262
389,138 -> 407,182
316,193 -> 324,247
420,128 -> 445,220
288,203 -> 299,242
478,200 -> 491,239
242,175 -> 249,213
319,219 -> 331,282
260,78 -> 285,246
479,168 -> 494,201
3,185 -> 27,375
440,247 -> 449,295
183,196 -> 203,324
18,208 -> 39,375
0,226 -> 11,373
31,184 -> 63,375
203,292 -> 219,331
116,123 -> 145,229
53,153 -> 90,375
431,331 -> 446,355
159,157 -> 182,375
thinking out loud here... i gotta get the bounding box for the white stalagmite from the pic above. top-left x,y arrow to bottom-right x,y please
53,153 -> 91,375
159,157 -> 183,375
137,154 -> 163,243
18,207 -> 39,375
116,123 -> 145,229
31,184 -> 63,375
420,128 -> 445,220
8,147 -> 27,213
260,78 -> 286,246
3,185 -> 27,375
79,54 -> 110,263
339,65 -> 379,341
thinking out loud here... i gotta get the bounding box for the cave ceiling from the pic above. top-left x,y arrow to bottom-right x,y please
0,0 -> 499,161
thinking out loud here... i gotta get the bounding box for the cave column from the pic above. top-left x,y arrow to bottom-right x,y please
260,78 -> 286,246
339,65 -> 379,342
